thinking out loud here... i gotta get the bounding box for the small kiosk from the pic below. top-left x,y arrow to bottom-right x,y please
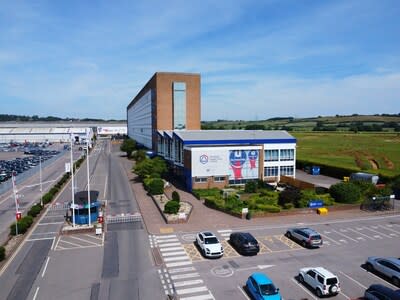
68,190 -> 100,225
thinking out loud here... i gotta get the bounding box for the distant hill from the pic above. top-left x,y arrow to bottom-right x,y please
201,114 -> 400,132
0,114 -> 125,123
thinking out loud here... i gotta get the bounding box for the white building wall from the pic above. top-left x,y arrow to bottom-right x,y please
263,142 -> 296,180
127,90 -> 153,149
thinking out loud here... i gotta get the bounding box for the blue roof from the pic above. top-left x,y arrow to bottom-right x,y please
251,273 -> 273,284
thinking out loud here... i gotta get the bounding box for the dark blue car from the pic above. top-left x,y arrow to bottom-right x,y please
246,272 -> 281,300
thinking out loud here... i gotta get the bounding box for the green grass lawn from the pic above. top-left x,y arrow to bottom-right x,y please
292,132 -> 400,178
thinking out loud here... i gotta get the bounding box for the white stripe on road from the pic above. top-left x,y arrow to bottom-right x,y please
348,228 -> 375,240
173,279 -> 204,287
166,261 -> 193,268
41,257 -> 50,277
290,278 -> 317,300
177,286 -> 209,295
158,242 -> 182,247
160,246 -> 184,252
237,286 -> 251,300
156,238 -> 180,243
168,267 -> 196,274
217,229 -> 232,233
339,271 -> 367,289
155,235 -> 177,239
162,251 -> 187,257
32,287 -> 40,300
332,229 -> 359,242
69,235 -> 102,246
163,256 -> 190,262
320,233 -> 341,245
378,224 -> 399,235
363,226 -> 392,238
171,273 -> 200,280
38,222 -> 64,225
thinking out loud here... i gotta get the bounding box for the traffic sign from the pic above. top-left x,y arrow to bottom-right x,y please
16,212 -> 22,221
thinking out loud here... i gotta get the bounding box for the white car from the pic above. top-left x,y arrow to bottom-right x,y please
298,267 -> 340,297
195,231 -> 224,258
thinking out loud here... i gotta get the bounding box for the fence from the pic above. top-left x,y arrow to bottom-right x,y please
105,212 -> 142,224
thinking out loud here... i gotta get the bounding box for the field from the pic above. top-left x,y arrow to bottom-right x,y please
292,132 -> 400,178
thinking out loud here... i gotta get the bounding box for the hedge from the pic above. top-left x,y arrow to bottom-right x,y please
172,191 -> 180,202
10,215 -> 34,235
148,178 -> 164,195
164,200 -> 180,214
27,203 -> 43,218
0,246 -> 5,261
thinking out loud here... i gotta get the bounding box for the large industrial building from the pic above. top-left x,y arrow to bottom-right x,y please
127,72 -> 296,190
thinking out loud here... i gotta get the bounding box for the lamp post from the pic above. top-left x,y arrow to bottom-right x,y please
70,133 -> 75,227
39,156 -> 43,206
86,129 -> 91,226
11,171 -> 19,235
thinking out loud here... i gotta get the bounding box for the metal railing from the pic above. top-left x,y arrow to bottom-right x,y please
105,212 -> 142,224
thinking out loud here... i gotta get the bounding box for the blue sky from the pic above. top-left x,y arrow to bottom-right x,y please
1,0 -> 399,121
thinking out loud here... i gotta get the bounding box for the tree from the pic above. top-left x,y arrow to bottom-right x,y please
278,187 -> 301,207
329,182 -> 361,203
120,139 -> 136,158
134,157 -> 167,179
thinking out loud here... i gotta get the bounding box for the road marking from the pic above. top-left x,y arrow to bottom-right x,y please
69,235 -> 101,246
37,222 -> 64,225
290,278 -> 317,300
58,239 -> 82,247
166,261 -> 193,268
237,286 -> 251,300
174,279 -> 204,287
180,293 -> 215,300
168,267 -> 197,274
363,226 -> 392,238
176,286 -> 209,295
26,237 -> 55,242
162,251 -> 187,257
155,234 -> 177,239
159,242 -> 181,247
42,257 -> 50,277
31,232 -> 58,235
217,229 -> 232,233
163,256 -> 190,262
156,238 -> 180,243
171,273 -> 200,280
320,233 -> 341,245
348,228 -> 375,240
365,269 -> 399,289
51,237 -> 56,250
332,229 -> 359,242
378,224 -> 399,235
339,271 -> 367,289
33,287 -> 40,300
103,174 -> 108,198
160,246 -> 184,252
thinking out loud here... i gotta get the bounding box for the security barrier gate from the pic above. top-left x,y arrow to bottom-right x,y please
105,212 -> 142,224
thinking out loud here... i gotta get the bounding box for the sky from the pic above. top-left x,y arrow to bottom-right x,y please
0,0 -> 399,121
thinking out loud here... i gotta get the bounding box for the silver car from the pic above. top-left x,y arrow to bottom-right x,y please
285,227 -> 323,248
366,257 -> 400,287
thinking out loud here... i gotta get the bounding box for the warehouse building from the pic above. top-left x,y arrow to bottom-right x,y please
127,72 -> 296,190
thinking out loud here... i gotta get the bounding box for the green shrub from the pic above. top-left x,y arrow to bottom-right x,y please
49,186 -> 59,195
330,182 -> 362,203
27,204 -> 42,218
143,177 -> 153,191
192,188 -> 221,200
9,215 -> 33,235
244,181 -> 257,193
164,200 -> 180,214
42,192 -> 53,204
284,203 -> 294,209
148,178 -> 164,195
0,246 -> 5,261
172,191 -> 180,202
278,187 -> 301,207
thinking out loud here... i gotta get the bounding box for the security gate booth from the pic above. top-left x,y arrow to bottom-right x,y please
69,190 -> 100,225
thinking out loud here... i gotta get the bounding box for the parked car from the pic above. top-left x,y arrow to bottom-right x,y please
364,284 -> 400,300
195,231 -> 224,258
285,227 -> 323,248
366,257 -> 400,286
298,267 -> 340,297
230,232 -> 260,255
246,272 -> 281,300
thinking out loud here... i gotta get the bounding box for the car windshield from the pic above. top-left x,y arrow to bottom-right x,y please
204,237 -> 219,244
260,283 -> 278,295
311,235 -> 321,240
326,278 -> 338,285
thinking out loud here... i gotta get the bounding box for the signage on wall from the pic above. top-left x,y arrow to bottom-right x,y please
228,150 -> 259,180
199,154 -> 208,164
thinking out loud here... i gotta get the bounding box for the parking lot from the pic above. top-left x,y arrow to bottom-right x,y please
151,214 -> 400,300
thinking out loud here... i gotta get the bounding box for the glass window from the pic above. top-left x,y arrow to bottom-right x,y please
280,149 -> 294,161
265,149 -> 279,161
173,82 -> 186,130
195,177 -> 207,183
214,176 -> 225,182
264,166 -> 278,177
280,165 -> 294,176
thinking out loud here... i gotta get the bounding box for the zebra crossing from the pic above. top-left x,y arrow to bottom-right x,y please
150,234 -> 215,300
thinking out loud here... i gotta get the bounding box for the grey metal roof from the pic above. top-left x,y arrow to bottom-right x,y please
173,130 -> 295,142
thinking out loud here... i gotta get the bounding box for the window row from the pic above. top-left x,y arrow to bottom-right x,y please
264,165 -> 294,176
264,149 -> 294,161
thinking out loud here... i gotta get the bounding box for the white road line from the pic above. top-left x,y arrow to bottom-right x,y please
173,279 -> 204,287
338,271 -> 367,289
166,261 -> 193,268
155,235 -> 177,239
339,291 -> 351,300
168,267 -> 197,274
103,174 -> 108,198
26,237 -> 55,242
158,242 -> 182,247
156,238 -> 180,243
42,257 -> 50,277
171,273 -> 200,280
290,278 -> 317,300
54,236 -> 62,249
58,239 -> 82,247
163,256 -> 190,262
320,233 -> 341,245
51,237 -> 56,250
160,246 -> 184,252
69,235 -> 101,246
38,222 -> 64,225
85,234 -> 102,241
378,224 -> 399,234
332,229 -> 359,242
31,232 -> 58,235
180,293 -> 215,300
32,286 -> 40,300
237,286 -> 251,300
162,251 -> 187,257
348,228 -> 375,240
365,269 -> 399,289
363,226 -> 392,238
217,229 -> 232,233
176,286 -> 209,295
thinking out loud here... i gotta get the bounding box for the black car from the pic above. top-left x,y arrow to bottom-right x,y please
364,284 -> 400,300
229,232 -> 260,255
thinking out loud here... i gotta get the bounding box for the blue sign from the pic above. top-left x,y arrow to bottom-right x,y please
309,200 -> 324,208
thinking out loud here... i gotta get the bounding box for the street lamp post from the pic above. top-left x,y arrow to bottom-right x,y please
70,133 -> 75,227
86,129 -> 91,226
11,172 -> 19,235
39,156 -> 43,206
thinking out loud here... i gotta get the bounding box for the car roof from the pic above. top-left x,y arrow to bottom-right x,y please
370,257 -> 400,265
234,232 -> 257,241
201,231 -> 215,237
313,267 -> 336,278
367,284 -> 400,300
251,273 -> 273,284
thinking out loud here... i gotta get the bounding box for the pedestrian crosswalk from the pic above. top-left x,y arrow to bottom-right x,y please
151,234 -> 215,300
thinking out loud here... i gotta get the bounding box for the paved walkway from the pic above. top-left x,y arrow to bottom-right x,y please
120,156 -> 400,235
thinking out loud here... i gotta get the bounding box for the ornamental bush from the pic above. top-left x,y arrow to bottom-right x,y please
27,203 -> 43,218
172,191 -> 180,202
244,181 -> 257,193
164,200 -> 180,214
9,216 -> 33,235
329,182 -> 361,203
148,178 -> 164,195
